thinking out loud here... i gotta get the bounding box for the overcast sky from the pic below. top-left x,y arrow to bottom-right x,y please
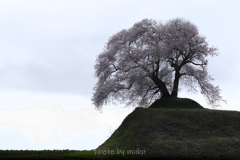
0,0 -> 240,150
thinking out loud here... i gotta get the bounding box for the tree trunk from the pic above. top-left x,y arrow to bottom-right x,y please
151,75 -> 170,97
171,71 -> 180,98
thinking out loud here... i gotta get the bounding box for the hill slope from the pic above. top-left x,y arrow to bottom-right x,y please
97,98 -> 240,159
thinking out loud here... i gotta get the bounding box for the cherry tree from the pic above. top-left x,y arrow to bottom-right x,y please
92,18 -> 225,110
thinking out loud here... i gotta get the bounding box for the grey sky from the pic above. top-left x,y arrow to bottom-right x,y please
0,0 -> 239,97
0,0 -> 240,150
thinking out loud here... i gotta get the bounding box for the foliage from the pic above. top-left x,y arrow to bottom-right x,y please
92,18 -> 225,110
0,150 -> 99,160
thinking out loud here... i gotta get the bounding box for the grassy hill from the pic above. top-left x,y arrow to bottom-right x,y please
97,97 -> 240,159
1,98 -> 240,160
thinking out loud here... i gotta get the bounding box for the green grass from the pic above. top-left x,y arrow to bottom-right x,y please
149,97 -> 204,109
149,137 -> 240,160
0,150 -> 100,160
96,98 -> 240,159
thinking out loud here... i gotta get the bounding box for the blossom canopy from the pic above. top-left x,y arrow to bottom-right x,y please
92,18 -> 225,110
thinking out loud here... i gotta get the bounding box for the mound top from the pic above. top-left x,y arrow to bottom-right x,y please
149,97 -> 204,109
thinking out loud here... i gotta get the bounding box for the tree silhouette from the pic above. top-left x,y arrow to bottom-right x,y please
92,18 -> 225,110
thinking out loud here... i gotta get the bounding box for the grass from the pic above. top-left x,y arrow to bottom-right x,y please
149,97 -> 204,109
0,150 -> 99,160
2,97 -> 240,159
96,98 -> 240,159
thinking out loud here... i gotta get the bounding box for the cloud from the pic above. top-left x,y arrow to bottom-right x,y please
0,93 -> 131,146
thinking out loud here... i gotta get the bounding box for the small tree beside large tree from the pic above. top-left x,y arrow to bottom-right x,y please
92,18 -> 225,110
